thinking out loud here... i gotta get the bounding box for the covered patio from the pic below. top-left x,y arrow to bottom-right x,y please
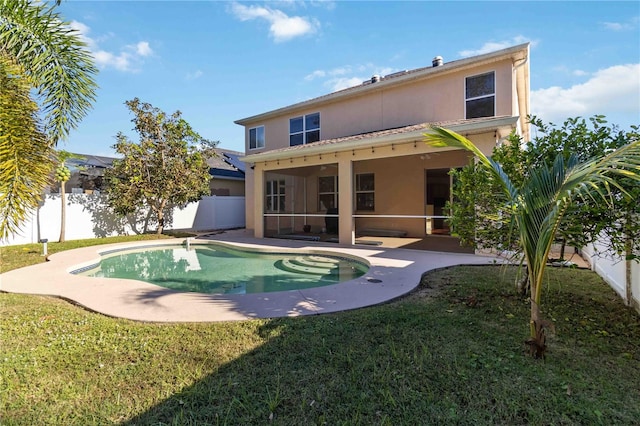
241,116 -> 519,252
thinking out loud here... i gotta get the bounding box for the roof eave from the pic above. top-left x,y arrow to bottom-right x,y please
240,116 -> 518,163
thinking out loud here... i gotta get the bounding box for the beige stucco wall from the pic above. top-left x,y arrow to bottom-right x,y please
243,59 -> 515,154
209,178 -> 245,196
351,150 -> 471,236
240,45 -> 529,242
245,132 -> 495,237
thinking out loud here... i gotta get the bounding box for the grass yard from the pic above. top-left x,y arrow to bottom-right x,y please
1,237 -> 639,425
0,234 -> 180,273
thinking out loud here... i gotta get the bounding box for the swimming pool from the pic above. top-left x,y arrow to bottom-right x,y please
74,243 -> 369,294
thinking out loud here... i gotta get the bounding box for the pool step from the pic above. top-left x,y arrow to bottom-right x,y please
294,256 -> 340,268
280,259 -> 333,275
278,256 -> 358,276
307,255 -> 342,265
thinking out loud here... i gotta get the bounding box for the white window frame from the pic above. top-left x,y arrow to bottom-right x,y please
465,71 -> 496,119
355,173 -> 375,212
318,175 -> 338,211
265,179 -> 285,213
289,112 -> 320,146
249,126 -> 265,150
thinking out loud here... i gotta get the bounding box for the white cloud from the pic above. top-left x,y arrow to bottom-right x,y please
93,50 -> 132,72
305,64 -> 398,92
230,2 -> 319,42
459,36 -> 537,58
603,17 -> 638,31
305,66 -> 351,81
305,70 -> 326,81
327,77 -> 365,92
531,64 -> 640,125
552,65 -> 589,78
69,20 -> 96,49
186,70 -> 204,80
68,20 -> 153,72
310,0 -> 336,10
134,41 -> 153,57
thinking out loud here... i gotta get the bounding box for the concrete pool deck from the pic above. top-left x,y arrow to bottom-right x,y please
0,231 -> 499,322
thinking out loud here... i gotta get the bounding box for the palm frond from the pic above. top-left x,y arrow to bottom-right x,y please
0,54 -> 55,240
424,126 -> 519,201
0,0 -> 98,143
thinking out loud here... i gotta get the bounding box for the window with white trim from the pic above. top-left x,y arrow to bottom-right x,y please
465,72 -> 495,119
249,126 -> 265,150
318,176 -> 337,211
265,180 -> 285,212
290,112 -> 320,146
355,173 -> 374,211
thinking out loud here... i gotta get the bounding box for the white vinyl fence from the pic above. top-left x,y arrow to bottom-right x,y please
2,194 -> 245,246
582,238 -> 640,313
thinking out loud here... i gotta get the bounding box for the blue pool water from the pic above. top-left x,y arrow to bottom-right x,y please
75,244 -> 368,294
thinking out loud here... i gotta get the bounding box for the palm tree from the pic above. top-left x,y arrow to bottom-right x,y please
425,127 -> 640,357
0,0 -> 97,239
0,55 -> 54,240
54,151 -> 83,242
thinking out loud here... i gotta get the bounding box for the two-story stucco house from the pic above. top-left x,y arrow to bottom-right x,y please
236,43 -> 530,251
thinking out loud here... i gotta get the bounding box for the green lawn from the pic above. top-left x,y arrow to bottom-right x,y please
1,237 -> 639,425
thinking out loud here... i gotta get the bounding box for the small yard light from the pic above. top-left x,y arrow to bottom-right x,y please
185,238 -> 192,251
39,238 -> 48,256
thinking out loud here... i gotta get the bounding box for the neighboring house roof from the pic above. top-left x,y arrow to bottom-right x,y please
65,148 -> 245,180
206,148 -> 246,180
235,43 -> 530,126
67,154 -> 117,177
241,116 -> 519,163
69,154 -> 116,169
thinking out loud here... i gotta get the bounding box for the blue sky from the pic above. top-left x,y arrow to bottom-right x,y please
57,1 -> 640,156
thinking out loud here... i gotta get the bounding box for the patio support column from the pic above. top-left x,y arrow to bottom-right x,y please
254,167 -> 264,238
337,158 -> 355,245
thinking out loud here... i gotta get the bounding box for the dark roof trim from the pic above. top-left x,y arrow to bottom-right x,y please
209,168 -> 245,179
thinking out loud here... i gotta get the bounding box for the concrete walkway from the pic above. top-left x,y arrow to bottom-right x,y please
0,231 -> 498,322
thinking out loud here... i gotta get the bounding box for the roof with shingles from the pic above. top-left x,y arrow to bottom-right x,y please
206,148 -> 245,174
67,148 -> 245,179
241,116 -> 516,162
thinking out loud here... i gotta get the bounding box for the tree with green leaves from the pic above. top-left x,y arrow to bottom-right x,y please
105,98 -> 217,235
0,0 -> 97,239
425,126 -> 640,358
526,116 -> 640,262
448,117 -> 640,295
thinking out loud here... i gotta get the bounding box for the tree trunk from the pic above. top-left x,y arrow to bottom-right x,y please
559,238 -> 566,261
156,209 -> 164,234
142,208 -> 152,234
625,235 -> 632,306
526,297 -> 554,359
517,269 -> 530,296
126,214 -> 141,235
58,185 -> 66,242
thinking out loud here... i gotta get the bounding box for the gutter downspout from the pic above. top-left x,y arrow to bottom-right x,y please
513,54 -> 529,139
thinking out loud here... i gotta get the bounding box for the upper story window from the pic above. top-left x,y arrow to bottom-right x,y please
290,112 -> 320,146
465,72 -> 495,119
249,126 -> 265,150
